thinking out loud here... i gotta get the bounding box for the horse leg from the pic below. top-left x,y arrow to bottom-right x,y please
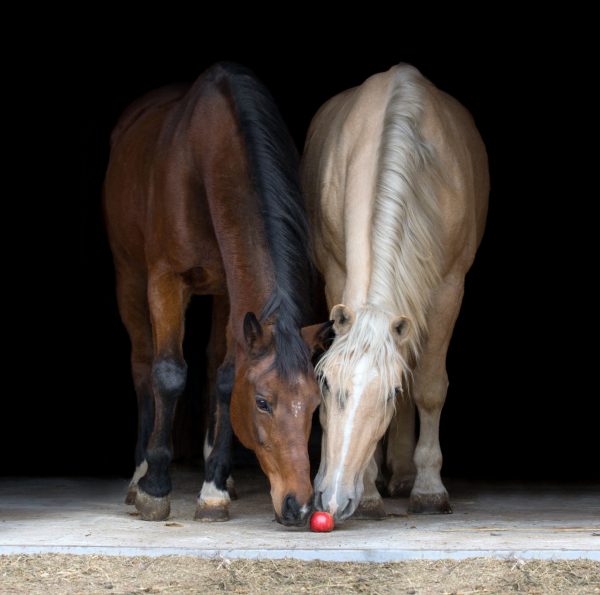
409,276 -> 464,514
195,358 -> 235,521
114,267 -> 154,505
135,272 -> 190,521
386,397 -> 417,497
353,456 -> 387,520
203,296 -> 237,499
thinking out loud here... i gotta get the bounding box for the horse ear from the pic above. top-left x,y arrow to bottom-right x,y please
301,320 -> 334,356
330,304 -> 354,336
390,316 -> 411,345
243,312 -> 264,352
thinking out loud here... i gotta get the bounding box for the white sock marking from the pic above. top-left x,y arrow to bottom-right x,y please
129,460 -> 148,487
198,480 -> 230,507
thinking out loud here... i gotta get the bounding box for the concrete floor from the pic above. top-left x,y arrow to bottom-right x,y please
1,467 -> 599,561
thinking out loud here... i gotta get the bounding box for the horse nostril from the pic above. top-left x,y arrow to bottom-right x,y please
282,494 -> 301,521
338,498 -> 353,520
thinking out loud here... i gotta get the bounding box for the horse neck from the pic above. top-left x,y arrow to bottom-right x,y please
183,93 -> 276,334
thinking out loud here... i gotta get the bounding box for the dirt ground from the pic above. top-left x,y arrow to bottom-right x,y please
0,555 -> 598,594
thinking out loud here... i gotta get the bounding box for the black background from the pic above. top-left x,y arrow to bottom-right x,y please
6,20 -> 595,482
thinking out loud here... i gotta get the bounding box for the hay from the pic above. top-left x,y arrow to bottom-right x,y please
0,555 -> 598,594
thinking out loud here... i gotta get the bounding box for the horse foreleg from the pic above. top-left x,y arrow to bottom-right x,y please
409,277 -> 464,514
353,456 -> 387,520
135,272 -> 190,521
196,360 -> 235,521
386,396 -> 417,497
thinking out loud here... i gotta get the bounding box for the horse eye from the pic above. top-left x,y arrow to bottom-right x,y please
255,396 -> 272,413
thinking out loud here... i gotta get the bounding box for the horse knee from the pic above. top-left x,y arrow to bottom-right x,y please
413,373 -> 449,411
152,358 -> 187,398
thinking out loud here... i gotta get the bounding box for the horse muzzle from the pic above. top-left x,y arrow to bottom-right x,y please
275,493 -> 312,527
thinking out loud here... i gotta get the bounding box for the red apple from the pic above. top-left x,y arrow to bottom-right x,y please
310,511 -> 335,532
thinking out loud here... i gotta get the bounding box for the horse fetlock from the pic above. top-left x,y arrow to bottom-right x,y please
134,487 -> 171,521
353,496 -> 387,520
408,489 -> 452,514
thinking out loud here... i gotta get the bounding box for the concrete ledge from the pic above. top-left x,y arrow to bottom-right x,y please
1,545 -> 599,562
2,470 -> 599,563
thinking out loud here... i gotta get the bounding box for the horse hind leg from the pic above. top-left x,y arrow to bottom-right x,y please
202,296 -> 237,502
352,456 -> 387,520
386,395 -> 417,497
409,277 -> 465,514
114,267 -> 154,505
135,271 -> 190,521
195,360 -> 235,521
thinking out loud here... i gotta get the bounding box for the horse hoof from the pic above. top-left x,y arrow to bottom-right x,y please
194,503 -> 230,522
408,491 -> 452,514
353,499 -> 387,520
125,486 -> 138,505
135,488 -> 171,521
388,477 -> 415,498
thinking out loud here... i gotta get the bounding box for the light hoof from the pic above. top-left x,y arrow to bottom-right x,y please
408,491 -> 452,514
353,499 -> 387,520
194,503 -> 230,522
388,476 -> 415,498
134,488 -> 171,521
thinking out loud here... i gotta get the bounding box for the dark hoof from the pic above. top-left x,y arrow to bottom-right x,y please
227,484 -> 238,501
134,488 -> 170,521
353,499 -> 387,520
194,503 -> 230,522
388,477 -> 415,498
408,491 -> 452,514
125,486 -> 138,505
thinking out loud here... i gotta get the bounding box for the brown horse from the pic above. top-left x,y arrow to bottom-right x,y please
104,63 -> 326,526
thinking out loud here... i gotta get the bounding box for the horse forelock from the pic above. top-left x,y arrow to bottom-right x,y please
315,306 -> 410,408
369,64 -> 443,361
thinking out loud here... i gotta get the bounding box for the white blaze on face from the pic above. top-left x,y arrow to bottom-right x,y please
326,356 -> 376,514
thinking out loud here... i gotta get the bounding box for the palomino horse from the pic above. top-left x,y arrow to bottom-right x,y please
104,62 -> 325,526
302,64 -> 489,521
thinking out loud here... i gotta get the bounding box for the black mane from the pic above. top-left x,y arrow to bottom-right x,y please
209,62 -> 314,379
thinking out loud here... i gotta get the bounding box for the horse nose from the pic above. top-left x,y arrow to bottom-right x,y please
318,488 -> 355,521
278,493 -> 310,526
337,498 -> 354,521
